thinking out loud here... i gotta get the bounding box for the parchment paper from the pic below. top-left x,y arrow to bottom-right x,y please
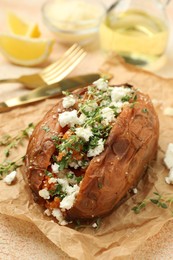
0,56 -> 173,260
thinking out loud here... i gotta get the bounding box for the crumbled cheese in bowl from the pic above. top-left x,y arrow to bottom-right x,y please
38,78 -> 136,225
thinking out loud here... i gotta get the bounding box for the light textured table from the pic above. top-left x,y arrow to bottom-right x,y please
0,1 -> 173,259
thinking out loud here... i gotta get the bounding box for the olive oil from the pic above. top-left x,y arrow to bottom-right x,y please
100,10 -> 169,66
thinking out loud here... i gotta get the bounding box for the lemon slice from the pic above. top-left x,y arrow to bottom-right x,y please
0,34 -> 54,66
8,12 -> 41,37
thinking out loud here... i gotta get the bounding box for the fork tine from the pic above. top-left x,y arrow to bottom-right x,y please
41,45 -> 84,79
43,48 -> 86,81
40,43 -> 80,76
43,51 -> 86,85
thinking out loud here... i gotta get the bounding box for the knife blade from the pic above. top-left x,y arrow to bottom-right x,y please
0,73 -> 101,113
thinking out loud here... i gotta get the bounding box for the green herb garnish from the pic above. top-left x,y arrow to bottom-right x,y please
142,108 -> 148,113
0,157 -> 24,179
49,184 -> 66,199
42,125 -> 50,133
0,123 -> 34,178
0,123 -> 34,158
132,192 -> 173,214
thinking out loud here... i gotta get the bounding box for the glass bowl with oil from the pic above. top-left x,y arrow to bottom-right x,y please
99,0 -> 169,69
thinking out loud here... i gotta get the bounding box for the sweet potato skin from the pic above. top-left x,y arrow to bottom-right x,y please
25,87 -> 159,219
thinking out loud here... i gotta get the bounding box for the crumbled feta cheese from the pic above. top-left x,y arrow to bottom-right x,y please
165,168 -> 173,185
69,161 -> 79,169
44,209 -> 51,216
112,101 -> 125,113
92,222 -> 98,228
56,177 -> 80,210
58,110 -> 79,127
78,113 -> 87,125
87,139 -> 104,157
52,208 -> 68,225
164,143 -> 173,169
39,188 -> 50,200
3,170 -> 17,185
51,163 -> 60,173
101,107 -> 115,125
133,188 -> 138,194
48,177 -> 58,184
28,128 -> 34,137
60,184 -> 80,210
57,178 -> 78,194
100,99 -> 109,106
62,95 -> 76,109
75,126 -> 93,141
163,107 -> 173,116
111,87 -> 131,102
93,78 -> 108,91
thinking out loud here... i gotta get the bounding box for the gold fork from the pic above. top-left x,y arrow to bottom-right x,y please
0,44 -> 86,89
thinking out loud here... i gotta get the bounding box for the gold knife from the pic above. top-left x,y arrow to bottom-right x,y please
0,73 -> 101,113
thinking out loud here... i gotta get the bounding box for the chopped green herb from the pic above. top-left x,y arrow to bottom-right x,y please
76,176 -> 83,184
52,155 -> 58,163
51,135 -> 60,142
87,136 -> 100,149
121,95 -> 131,102
142,108 -> 148,113
130,102 -> 136,108
133,94 -> 138,101
42,125 -> 50,132
49,183 -> 66,199
67,172 -> 74,179
62,91 -> 70,96
45,170 -> 53,177
58,157 -> 69,171
98,182 -> 103,189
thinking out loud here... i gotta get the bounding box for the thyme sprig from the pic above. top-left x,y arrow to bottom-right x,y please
0,157 -> 24,179
0,123 -> 34,178
132,192 -> 173,214
0,123 -> 34,157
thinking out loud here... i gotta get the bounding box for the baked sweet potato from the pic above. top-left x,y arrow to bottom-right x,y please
24,78 -> 159,224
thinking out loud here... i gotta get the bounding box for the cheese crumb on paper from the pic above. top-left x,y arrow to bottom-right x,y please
3,170 -> 17,185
